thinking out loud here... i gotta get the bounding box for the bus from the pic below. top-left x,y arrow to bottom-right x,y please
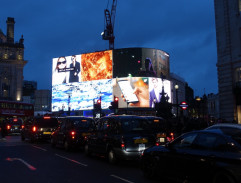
0,100 -> 34,120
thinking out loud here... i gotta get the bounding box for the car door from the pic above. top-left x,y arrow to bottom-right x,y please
96,118 -> 110,154
164,132 -> 198,180
89,118 -> 106,154
57,120 -> 66,145
187,132 -> 237,182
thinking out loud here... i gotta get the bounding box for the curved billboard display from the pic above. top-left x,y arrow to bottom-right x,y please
52,49 -> 171,112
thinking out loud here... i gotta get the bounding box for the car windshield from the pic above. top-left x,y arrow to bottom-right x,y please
72,119 -> 93,128
121,118 -> 150,133
35,118 -> 58,127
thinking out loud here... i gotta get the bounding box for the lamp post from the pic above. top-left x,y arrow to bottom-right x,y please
175,84 -> 179,119
196,97 -> 201,118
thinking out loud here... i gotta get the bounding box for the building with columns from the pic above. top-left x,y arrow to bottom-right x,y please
214,0 -> 241,123
0,17 -> 27,101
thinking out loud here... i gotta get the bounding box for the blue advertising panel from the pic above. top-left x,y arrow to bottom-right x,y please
52,79 -> 113,112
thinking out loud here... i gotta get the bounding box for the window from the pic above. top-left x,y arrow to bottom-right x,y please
194,133 -> 218,150
171,133 -> 197,149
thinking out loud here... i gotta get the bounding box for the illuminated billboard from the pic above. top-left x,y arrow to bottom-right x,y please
52,50 -> 112,85
112,77 -> 171,108
52,79 -> 113,112
81,50 -> 112,81
52,49 -> 171,112
51,77 -> 171,112
113,48 -> 169,78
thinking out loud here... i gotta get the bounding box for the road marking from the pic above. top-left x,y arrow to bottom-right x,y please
6,158 -> 36,171
32,145 -> 47,151
110,175 -> 134,183
55,154 -> 88,167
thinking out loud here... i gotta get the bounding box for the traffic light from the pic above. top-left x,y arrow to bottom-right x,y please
94,98 -> 101,110
109,96 -> 119,110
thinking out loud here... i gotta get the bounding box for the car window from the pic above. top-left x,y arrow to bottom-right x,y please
194,133 -> 218,150
35,118 -> 59,127
108,119 -> 120,134
171,133 -> 197,149
72,119 -> 93,128
219,127 -> 241,136
213,135 -> 240,152
121,118 -> 150,133
97,119 -> 108,131
9,119 -> 23,125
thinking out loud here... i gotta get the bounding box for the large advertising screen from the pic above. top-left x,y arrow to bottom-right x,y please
52,79 -> 113,112
52,49 -> 171,112
112,77 -> 171,108
52,50 -> 112,85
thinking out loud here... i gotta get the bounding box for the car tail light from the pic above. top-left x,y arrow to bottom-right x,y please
71,131 -> 75,139
21,125 -> 24,129
121,137 -> 125,149
170,132 -> 174,141
32,126 -> 37,132
7,125 -> 11,130
155,142 -> 160,146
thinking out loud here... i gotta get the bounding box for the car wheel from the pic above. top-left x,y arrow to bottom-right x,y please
141,156 -> 158,179
51,138 -> 56,147
108,149 -> 117,164
213,171 -> 236,183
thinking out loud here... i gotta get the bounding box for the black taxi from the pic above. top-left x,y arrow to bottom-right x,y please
21,116 -> 59,142
84,115 -> 156,164
51,116 -> 96,151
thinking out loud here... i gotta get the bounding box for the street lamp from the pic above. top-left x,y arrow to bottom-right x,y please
175,84 -> 179,118
195,97 -> 202,118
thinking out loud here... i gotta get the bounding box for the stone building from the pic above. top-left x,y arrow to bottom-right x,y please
214,0 -> 241,123
0,17 -> 27,101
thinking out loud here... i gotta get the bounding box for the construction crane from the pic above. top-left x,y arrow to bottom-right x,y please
101,0 -> 117,50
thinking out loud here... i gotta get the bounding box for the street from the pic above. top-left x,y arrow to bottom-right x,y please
0,136 -> 160,183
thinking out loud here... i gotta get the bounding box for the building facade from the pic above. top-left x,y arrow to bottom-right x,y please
0,17 -> 27,101
207,93 -> 220,120
214,0 -> 241,123
22,80 -> 37,104
34,89 -> 51,112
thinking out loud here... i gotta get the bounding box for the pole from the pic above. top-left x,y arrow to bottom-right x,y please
176,88 -> 178,119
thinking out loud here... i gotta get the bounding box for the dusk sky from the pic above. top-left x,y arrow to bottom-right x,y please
0,0 -> 217,97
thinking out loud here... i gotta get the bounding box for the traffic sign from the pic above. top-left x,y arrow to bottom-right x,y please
179,101 -> 188,110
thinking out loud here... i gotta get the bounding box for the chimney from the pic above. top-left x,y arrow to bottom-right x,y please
6,17 -> 15,44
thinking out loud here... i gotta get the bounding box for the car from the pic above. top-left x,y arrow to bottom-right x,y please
51,116 -> 96,151
5,118 -> 23,135
140,129 -> 241,183
206,123 -> 241,132
21,116 -> 59,142
143,116 -> 175,145
84,115 -> 156,164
